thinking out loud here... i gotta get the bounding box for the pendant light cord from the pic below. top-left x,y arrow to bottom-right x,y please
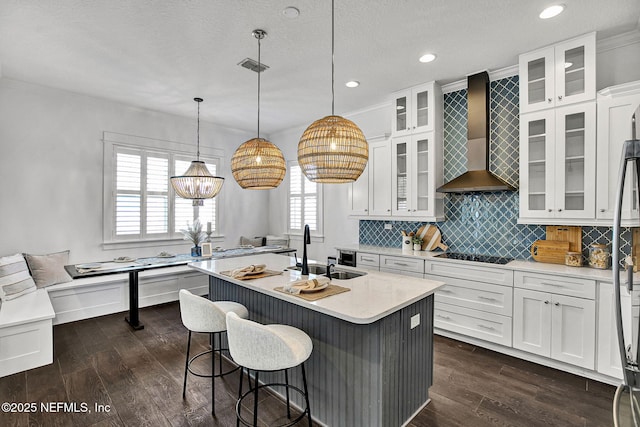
331,0 -> 335,116
257,33 -> 261,139
196,100 -> 201,161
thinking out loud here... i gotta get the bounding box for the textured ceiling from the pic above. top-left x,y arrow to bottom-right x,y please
0,0 -> 639,134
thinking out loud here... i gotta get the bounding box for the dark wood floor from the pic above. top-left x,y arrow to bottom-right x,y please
0,301 -> 616,427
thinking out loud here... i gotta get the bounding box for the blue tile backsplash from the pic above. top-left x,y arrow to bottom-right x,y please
359,75 -> 632,261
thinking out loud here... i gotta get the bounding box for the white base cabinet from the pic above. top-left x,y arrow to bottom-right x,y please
513,288 -> 595,369
597,281 -> 639,379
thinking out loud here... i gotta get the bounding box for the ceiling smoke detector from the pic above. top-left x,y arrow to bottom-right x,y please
238,58 -> 269,73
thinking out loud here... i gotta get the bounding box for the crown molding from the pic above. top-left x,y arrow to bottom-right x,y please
441,65 -> 519,94
597,28 -> 640,53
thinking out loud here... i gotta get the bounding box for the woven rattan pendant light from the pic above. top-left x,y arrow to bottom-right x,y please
170,98 -> 224,206
297,0 -> 368,183
231,30 -> 286,190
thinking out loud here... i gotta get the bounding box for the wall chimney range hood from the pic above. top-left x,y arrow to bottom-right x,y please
436,71 -> 516,193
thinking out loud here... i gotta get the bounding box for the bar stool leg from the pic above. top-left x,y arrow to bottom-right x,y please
210,332 -> 216,415
236,367 -> 244,427
284,368 -> 291,419
301,363 -> 312,426
253,371 -> 260,426
182,331 -> 192,398
217,332 -> 223,376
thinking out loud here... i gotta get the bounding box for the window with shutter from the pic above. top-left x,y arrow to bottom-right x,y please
109,145 -> 221,242
288,163 -> 323,235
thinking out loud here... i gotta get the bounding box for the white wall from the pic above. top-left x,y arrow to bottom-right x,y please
268,103 -> 392,263
0,78 -> 269,263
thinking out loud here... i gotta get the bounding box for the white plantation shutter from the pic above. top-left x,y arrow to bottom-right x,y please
146,155 -> 168,234
116,151 -> 141,235
174,159 -> 194,233
173,158 -> 219,233
288,163 -> 322,234
110,145 -> 221,242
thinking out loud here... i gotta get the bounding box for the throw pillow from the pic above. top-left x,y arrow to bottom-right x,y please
240,236 -> 265,247
24,250 -> 73,288
0,254 -> 37,301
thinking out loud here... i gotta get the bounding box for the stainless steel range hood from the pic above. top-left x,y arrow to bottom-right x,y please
437,71 -> 516,193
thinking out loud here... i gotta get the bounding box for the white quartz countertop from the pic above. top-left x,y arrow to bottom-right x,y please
337,244 -> 639,282
188,253 -> 445,325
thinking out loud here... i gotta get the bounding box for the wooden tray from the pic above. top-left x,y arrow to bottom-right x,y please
274,284 -> 351,301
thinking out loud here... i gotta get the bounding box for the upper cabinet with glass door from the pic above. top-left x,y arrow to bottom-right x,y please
391,82 -> 442,136
519,33 -> 596,114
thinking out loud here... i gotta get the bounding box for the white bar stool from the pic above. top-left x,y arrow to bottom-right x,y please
178,289 -> 249,415
226,312 -> 313,427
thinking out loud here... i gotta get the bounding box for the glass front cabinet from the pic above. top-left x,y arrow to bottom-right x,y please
391,82 -> 441,137
391,132 -> 444,220
519,32 -> 595,114
519,102 -> 596,222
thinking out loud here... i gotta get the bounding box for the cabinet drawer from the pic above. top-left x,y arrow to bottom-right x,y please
379,268 -> 424,278
357,252 -> 380,268
380,255 -> 424,274
434,302 -> 512,347
434,275 -> 513,316
514,271 -> 595,299
426,260 -> 513,286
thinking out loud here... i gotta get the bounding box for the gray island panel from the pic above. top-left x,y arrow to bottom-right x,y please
210,275 -> 434,427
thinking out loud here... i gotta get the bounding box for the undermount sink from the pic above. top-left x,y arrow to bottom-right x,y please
286,264 -> 366,280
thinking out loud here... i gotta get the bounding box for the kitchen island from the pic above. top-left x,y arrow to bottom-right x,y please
189,253 -> 445,427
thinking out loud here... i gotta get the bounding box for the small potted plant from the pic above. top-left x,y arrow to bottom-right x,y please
181,219 -> 206,257
412,236 -> 423,251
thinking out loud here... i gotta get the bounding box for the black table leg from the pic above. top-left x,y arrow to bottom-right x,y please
125,271 -> 144,330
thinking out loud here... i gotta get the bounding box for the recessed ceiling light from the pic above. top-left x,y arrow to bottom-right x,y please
419,53 -> 437,63
282,6 -> 300,18
345,80 -> 360,88
539,4 -> 565,19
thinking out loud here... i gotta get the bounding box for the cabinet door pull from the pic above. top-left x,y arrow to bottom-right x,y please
394,262 -> 410,267
361,257 -> 375,262
558,95 -> 563,101
600,209 -> 605,212
477,295 -> 496,302
364,209 -> 368,212
477,324 -> 495,331
554,302 -> 561,306
439,289 -> 452,293
548,98 -> 553,103
544,300 -> 550,304
548,209 -> 553,212
436,314 -> 451,320
558,208 -> 563,212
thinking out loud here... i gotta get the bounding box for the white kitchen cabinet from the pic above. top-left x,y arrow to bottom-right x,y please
429,259 -> 514,346
519,33 -> 595,114
380,255 -> 424,275
348,138 -> 391,217
596,81 -> 640,226
519,102 -> 596,223
596,281 -> 639,379
356,252 -> 380,269
391,132 -> 444,220
513,288 -> 595,369
391,82 -> 442,136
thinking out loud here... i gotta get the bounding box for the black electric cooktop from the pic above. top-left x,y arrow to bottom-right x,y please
434,252 -> 514,265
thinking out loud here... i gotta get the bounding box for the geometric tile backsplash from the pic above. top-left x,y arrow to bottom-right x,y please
359,75 -> 632,263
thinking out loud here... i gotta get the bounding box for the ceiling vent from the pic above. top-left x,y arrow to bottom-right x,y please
238,58 -> 269,73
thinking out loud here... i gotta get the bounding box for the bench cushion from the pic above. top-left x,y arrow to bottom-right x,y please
0,254 -> 37,301
24,250 -> 72,288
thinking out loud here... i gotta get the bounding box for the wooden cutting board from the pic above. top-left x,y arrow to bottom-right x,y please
546,226 -> 582,252
530,240 -> 570,264
417,225 -> 448,251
